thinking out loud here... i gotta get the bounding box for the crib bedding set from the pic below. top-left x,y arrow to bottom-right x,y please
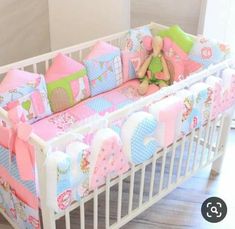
0,24 -> 235,229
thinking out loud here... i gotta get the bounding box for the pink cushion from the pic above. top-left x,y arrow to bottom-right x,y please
163,38 -> 202,82
0,125 -> 10,148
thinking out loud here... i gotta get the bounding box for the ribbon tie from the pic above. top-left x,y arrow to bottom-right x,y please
8,108 -> 35,181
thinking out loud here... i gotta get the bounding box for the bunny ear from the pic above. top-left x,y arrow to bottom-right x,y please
142,36 -> 153,51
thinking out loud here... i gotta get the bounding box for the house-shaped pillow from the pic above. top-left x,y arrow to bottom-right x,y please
46,53 -> 90,113
0,69 -> 51,124
122,26 -> 152,82
84,41 -> 123,96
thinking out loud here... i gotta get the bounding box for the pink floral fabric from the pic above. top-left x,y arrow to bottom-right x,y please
163,37 -> 202,82
89,129 -> 129,190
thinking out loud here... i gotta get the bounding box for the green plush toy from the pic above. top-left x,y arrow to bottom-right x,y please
137,36 -> 171,95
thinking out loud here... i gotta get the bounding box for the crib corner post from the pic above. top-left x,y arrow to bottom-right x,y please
211,106 -> 235,175
35,145 -> 56,229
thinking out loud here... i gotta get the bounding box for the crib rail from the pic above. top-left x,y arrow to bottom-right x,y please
49,108 -> 233,229
0,23 -> 167,76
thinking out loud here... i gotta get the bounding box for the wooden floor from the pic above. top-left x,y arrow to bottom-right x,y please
1,129 -> 235,229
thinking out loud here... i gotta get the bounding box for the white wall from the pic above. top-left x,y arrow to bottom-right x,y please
131,0 -> 202,34
48,0 -> 130,50
0,0 -> 50,66
199,0 -> 235,46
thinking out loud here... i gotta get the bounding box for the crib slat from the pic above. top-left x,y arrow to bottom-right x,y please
207,118 -> 217,162
193,127 -> 203,171
200,123 -> 211,166
214,116 -> 225,156
168,140 -> 177,186
200,101 -> 214,166
105,177 -> 110,229
80,200 -> 85,229
93,189 -> 98,229
117,174 -> 123,222
185,129 -> 196,174
65,211 -> 71,229
128,165 -> 135,214
45,60 -> 49,72
139,164 -> 146,207
79,50 -> 82,60
33,63 -> 37,73
149,153 -> 157,199
176,135 -> 186,179
159,148 -> 167,192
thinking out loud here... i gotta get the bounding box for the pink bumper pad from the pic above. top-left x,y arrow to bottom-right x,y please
32,80 -> 159,141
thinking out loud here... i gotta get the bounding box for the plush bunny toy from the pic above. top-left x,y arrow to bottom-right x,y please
137,36 -> 171,95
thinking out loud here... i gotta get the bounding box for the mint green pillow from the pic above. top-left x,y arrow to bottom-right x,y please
158,25 -> 194,53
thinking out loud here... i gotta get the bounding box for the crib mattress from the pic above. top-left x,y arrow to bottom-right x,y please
32,80 -> 159,141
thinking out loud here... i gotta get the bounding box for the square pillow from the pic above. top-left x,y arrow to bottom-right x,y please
84,41 -> 122,96
163,37 -> 202,82
0,69 -> 51,124
122,50 -> 147,82
157,25 -> 194,53
46,53 -> 90,113
121,26 -> 152,82
189,36 -> 230,67
122,26 -> 152,53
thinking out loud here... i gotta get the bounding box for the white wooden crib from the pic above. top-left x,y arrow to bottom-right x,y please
0,22 -> 234,229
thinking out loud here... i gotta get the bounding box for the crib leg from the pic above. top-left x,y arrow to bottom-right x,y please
211,106 -> 234,175
35,146 -> 56,229
211,155 -> 225,175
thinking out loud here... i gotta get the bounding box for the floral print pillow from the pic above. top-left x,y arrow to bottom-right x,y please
121,26 -> 152,82
189,36 -> 230,68
0,70 -> 51,124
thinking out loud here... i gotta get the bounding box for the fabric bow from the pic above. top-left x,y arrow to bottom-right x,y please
8,108 -> 35,181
